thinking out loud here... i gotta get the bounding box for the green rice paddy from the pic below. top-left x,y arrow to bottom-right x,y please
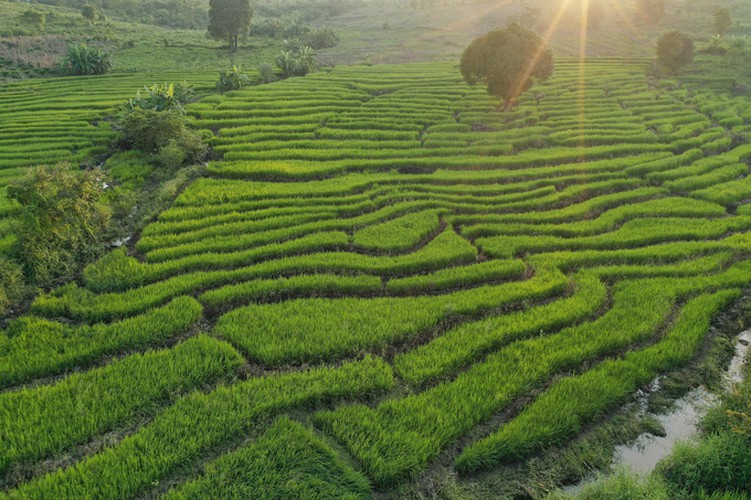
2,57 -> 751,496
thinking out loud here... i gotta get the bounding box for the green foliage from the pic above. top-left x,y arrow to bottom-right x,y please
20,9 -> 46,32
258,62 -> 278,83
33,227 -> 478,322
116,108 -> 207,168
103,151 -> 153,189
276,46 -> 318,78
156,139 -> 187,169
394,271 -> 604,384
201,274 -> 382,310
319,264 -> 751,486
657,31 -> 695,73
61,43 -> 111,75
729,35 -> 751,56
460,23 -> 553,110
208,0 -> 252,51
80,4 -> 97,24
553,468 -> 670,499
654,330 -> 751,497
7,163 -> 111,287
83,232 -> 350,292
659,432 -> 751,495
216,65 -> 251,91
125,82 -> 194,112
302,27 -> 340,49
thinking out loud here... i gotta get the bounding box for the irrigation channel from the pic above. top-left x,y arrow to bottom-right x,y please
568,329 -> 751,492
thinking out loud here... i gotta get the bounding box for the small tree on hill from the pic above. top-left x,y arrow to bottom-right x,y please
208,0 -> 252,52
460,23 -> 553,111
713,8 -> 732,36
635,0 -> 665,25
657,31 -> 694,73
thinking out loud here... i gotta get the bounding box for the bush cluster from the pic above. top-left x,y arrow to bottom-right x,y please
117,83 -> 207,168
7,163 -> 111,287
275,46 -> 318,78
215,65 -> 250,91
61,43 -> 112,75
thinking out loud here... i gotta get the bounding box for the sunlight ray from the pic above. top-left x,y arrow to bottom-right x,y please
511,0 -> 574,106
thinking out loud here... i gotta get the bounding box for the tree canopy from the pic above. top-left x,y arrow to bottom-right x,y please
208,0 -> 252,52
460,23 -> 553,111
657,31 -> 694,72
713,8 -> 732,36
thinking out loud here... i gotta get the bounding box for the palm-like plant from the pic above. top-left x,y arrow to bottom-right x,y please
730,35 -> 750,55
276,50 -> 297,78
216,65 -> 251,91
61,43 -> 112,75
296,45 -> 318,75
125,82 -> 193,112
275,46 -> 318,78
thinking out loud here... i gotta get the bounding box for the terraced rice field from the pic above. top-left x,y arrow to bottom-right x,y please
3,59 -> 751,496
0,72 -> 215,254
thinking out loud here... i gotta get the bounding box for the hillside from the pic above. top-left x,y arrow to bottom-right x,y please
1,55 -> 751,496
4,0 -> 751,76
2,0 -> 751,497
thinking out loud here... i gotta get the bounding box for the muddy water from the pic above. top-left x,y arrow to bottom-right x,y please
613,387 -> 717,474
564,330 -> 751,494
613,329 -> 751,474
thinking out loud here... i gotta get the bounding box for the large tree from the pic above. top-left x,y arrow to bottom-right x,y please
460,23 -> 553,111
657,31 -> 694,72
208,0 -> 252,52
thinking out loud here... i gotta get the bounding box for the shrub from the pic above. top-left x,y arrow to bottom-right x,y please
302,28 -> 340,49
81,4 -> 97,24
276,46 -> 318,78
729,35 -> 751,56
116,108 -> 207,167
61,43 -> 111,75
126,82 -> 194,112
20,9 -> 46,32
216,65 -> 251,91
157,139 -> 188,169
7,163 -> 111,287
258,62 -> 278,83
